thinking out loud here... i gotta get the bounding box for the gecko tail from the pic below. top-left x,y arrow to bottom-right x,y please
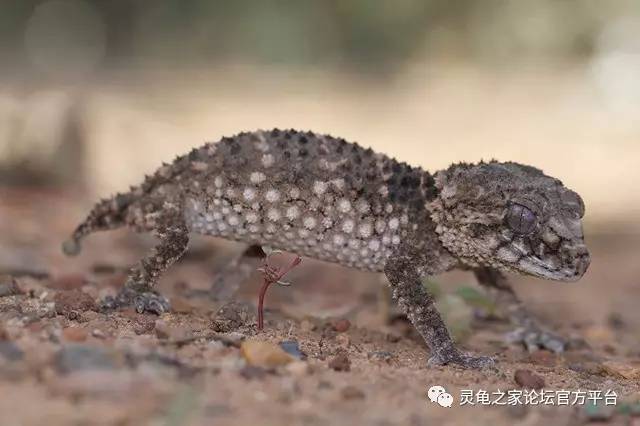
62,192 -> 136,256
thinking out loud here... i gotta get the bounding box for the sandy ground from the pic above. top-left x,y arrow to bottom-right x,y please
1,185 -> 639,426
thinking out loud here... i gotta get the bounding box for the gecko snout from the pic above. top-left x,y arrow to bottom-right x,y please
559,243 -> 590,281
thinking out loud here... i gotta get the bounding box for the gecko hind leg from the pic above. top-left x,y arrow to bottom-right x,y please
102,205 -> 189,315
474,267 -> 566,353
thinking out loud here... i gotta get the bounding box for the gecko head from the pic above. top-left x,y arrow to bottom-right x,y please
429,161 -> 590,281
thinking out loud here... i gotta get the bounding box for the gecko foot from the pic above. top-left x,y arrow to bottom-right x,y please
428,350 -> 495,369
100,287 -> 171,315
506,324 -> 566,353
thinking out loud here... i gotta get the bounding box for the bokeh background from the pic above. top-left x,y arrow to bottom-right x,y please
1,0 -> 639,227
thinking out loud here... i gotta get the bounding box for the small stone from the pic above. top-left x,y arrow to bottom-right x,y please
331,318 -> 351,333
514,369 -> 545,389
240,340 -> 294,368
285,361 -> 310,377
328,350 -> 351,372
54,290 -> 97,318
155,320 -> 170,339
212,301 -> 251,332
367,351 -> 394,363
0,341 -> 24,362
279,341 -> 305,360
527,350 -> 556,367
341,385 -> 365,400
91,329 -> 106,339
54,344 -> 117,374
62,327 -> 88,342
0,276 -> 22,297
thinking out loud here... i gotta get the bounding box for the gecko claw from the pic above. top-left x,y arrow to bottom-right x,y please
99,288 -> 170,315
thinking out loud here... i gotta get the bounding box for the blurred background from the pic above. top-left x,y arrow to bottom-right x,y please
1,0 -> 639,227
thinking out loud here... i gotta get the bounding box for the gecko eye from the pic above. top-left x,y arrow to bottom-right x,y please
506,203 -> 537,235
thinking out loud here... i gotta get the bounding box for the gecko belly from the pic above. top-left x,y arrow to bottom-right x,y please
183,193 -> 406,273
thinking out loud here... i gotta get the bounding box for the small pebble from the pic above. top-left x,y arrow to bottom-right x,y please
514,369 -> 545,389
240,340 -> 293,368
54,290 -> 97,318
331,319 -> 351,333
91,329 -> 106,339
279,341 -> 305,360
155,320 -> 170,339
328,351 -> 351,372
212,301 -> 251,332
368,351 -> 394,363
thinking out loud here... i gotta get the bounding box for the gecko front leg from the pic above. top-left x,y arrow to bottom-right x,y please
384,253 -> 494,369
474,267 -> 565,353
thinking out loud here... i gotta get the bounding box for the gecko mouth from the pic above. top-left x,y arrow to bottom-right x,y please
517,252 -> 590,281
509,243 -> 590,282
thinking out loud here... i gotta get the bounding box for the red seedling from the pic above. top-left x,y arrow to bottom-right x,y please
256,251 -> 302,330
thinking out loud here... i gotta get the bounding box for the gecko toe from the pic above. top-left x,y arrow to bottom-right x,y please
506,326 -> 566,353
99,288 -> 170,315
134,292 -> 171,315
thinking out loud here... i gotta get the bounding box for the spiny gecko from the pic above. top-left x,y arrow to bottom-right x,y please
63,129 -> 590,369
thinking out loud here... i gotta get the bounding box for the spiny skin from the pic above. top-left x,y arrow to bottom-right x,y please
64,129 -> 591,368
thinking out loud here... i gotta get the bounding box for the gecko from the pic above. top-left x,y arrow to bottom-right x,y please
62,129 -> 590,369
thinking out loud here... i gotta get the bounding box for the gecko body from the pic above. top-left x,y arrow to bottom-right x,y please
64,129 -> 590,368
